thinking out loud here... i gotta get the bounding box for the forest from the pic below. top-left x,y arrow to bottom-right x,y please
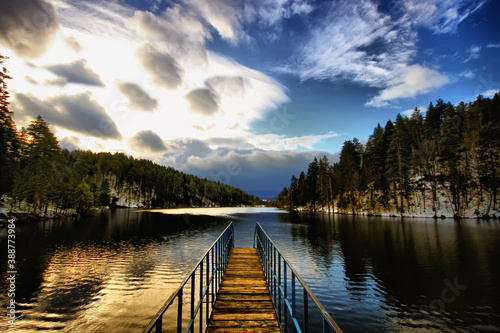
0,55 -> 258,217
277,94 -> 500,219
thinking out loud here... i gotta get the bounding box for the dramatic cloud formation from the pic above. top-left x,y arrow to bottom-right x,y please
13,92 -> 122,140
129,130 -> 167,152
47,59 -> 104,86
0,0 -> 60,58
285,0 -> 416,87
117,82 -> 158,111
2,0 -> 497,194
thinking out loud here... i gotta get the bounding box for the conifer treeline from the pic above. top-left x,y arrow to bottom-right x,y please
277,95 -> 500,218
0,55 -> 257,215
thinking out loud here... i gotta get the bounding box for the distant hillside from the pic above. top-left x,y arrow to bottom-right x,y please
1,117 -> 259,216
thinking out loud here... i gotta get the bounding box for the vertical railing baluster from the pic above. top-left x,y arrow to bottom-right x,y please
177,288 -> 183,333
211,246 -> 214,306
190,272 -> 195,333
284,258 -> 288,333
155,315 -> 162,333
206,254 -> 209,327
273,246 -> 277,306
292,272 -> 296,333
304,288 -> 309,333
278,252 -> 281,328
199,261 -> 203,333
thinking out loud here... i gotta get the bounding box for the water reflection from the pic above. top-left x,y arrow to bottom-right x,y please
0,209 -> 499,332
282,213 -> 500,332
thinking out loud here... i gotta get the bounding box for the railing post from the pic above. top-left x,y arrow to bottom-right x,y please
190,273 -> 195,333
211,247 -> 215,306
284,263 -> 288,333
278,252 -> 282,328
155,315 -> 162,333
304,288 -> 309,333
199,260 -> 203,333
292,272 -> 296,333
206,254 -> 209,326
177,288 -> 183,333
273,246 -> 277,306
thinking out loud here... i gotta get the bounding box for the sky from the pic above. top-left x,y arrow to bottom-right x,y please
1,0 -> 499,197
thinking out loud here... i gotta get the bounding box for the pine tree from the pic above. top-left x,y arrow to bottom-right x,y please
386,114 -> 412,214
306,157 -> 319,211
12,116 -> 64,215
477,122 -> 500,215
0,54 -> 19,196
317,155 -> 332,211
338,139 -> 362,213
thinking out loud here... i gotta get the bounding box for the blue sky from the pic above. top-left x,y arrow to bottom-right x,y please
1,0 -> 499,197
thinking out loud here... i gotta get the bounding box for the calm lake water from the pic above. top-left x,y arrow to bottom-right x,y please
1,207 -> 499,332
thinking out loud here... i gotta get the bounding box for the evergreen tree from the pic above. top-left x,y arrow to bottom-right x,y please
0,54 -> 18,196
477,122 -> 500,214
12,116 -> 64,215
306,157 -> 319,211
386,114 -> 413,213
364,124 -> 387,209
338,139 -> 361,213
317,155 -> 332,211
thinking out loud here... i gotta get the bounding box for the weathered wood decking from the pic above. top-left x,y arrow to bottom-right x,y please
206,248 -> 280,333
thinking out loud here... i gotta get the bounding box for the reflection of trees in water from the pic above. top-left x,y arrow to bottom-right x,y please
285,213 -> 500,331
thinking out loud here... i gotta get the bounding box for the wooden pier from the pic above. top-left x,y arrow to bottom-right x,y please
206,248 -> 280,333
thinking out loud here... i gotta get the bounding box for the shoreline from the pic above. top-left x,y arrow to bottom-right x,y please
286,206 -> 499,220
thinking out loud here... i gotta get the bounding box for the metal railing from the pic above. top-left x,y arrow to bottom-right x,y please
254,222 -> 343,333
144,222 -> 234,333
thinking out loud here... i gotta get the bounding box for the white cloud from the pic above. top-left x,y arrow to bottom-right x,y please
397,0 -> 487,34
251,132 -> 339,150
366,65 -> 450,107
401,106 -> 428,117
458,69 -> 475,79
486,42 -> 500,48
463,44 -> 481,63
282,0 -> 416,87
277,0 -> 483,106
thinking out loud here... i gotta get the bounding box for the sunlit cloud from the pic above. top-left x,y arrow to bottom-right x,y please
0,0 -> 496,194
13,91 -> 122,140
46,59 -> 105,86
366,65 -> 450,107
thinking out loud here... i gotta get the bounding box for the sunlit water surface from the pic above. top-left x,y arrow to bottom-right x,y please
1,208 -> 499,332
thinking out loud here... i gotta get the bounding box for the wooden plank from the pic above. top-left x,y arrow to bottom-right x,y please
207,320 -> 279,328
207,248 -> 280,333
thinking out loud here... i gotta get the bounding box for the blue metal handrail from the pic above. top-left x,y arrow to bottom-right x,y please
144,222 -> 234,333
254,222 -> 343,333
